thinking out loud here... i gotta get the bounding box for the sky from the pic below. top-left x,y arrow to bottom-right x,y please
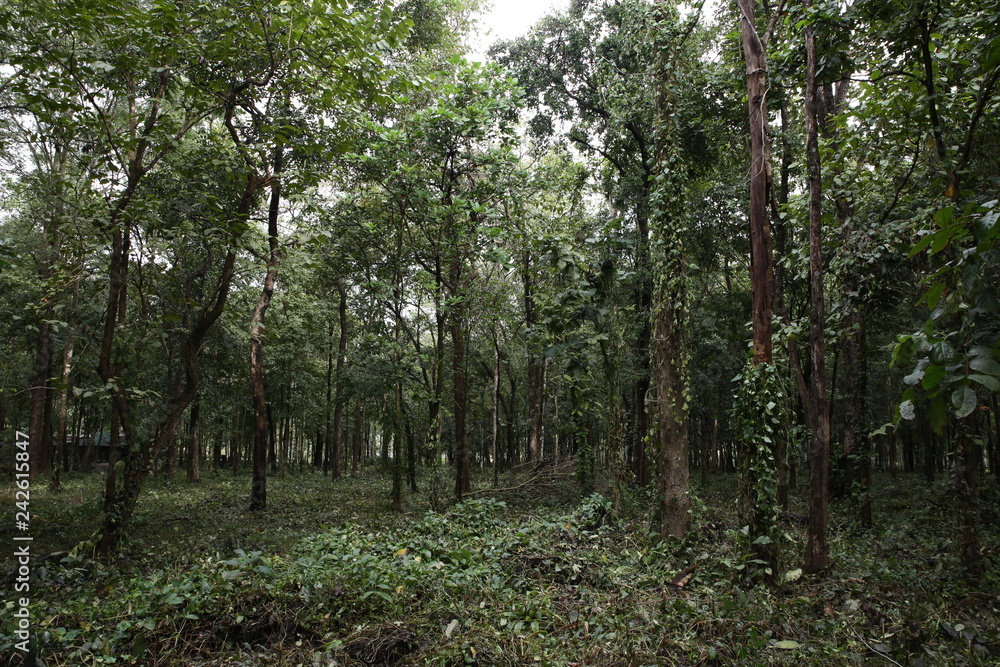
465,0 -> 571,62
464,0 -> 718,62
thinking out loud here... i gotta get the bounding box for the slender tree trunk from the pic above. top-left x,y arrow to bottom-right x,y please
353,399 -> 361,473
250,146 -> 284,511
803,5 -> 831,574
392,228 -> 405,512
55,307 -> 76,485
955,421 -> 982,577
186,393 -> 201,481
332,278 -> 348,480
452,274 -> 471,499
524,251 -> 544,463
322,318 -> 333,472
492,329 -> 501,486
921,410 -> 935,483
28,319 -> 53,481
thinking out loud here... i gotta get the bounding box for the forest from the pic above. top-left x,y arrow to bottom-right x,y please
1,0 -> 999,664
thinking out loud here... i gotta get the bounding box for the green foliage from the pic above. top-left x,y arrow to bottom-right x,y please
5,471 -> 998,665
894,200 -> 1000,431
732,362 -> 785,582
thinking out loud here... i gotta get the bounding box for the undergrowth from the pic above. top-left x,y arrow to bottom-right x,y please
1,469 -> 998,665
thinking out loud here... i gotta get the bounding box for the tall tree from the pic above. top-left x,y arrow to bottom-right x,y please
802,0 -> 831,574
650,0 -> 691,539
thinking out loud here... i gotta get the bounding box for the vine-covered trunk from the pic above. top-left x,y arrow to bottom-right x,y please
650,0 -> 690,540
803,4 -> 831,574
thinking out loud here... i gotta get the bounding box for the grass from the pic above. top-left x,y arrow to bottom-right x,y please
1,465 -> 998,666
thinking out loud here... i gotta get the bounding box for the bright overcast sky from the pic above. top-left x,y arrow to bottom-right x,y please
465,1 -> 717,62
466,0 -> 571,62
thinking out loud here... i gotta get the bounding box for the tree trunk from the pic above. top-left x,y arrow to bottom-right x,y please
651,0 -> 690,539
55,309 -> 76,484
353,399 -> 361,473
737,0 -> 775,367
332,278 -> 348,480
452,287 -> 470,499
322,317 -> 333,472
492,329 -> 501,486
186,393 -> 201,481
524,251 -> 544,463
803,4 -> 831,574
955,421 -> 982,577
250,146 -> 284,511
28,319 -> 53,481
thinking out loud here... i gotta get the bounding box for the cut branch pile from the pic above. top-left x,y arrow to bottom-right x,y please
465,457 -> 577,500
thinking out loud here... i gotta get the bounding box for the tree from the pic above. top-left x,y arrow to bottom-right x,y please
802,0 -> 832,574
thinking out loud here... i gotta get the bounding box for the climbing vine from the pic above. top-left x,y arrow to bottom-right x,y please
732,361 -> 785,582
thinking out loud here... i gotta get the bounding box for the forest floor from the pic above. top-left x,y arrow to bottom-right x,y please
2,464 -> 999,666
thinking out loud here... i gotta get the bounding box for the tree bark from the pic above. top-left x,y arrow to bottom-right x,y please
452,302 -> 471,499
186,393 -> 201,481
956,421 -> 982,577
250,146 -> 283,511
492,328 -> 501,486
737,0 -> 775,366
332,278 -> 348,480
524,250 -> 544,463
803,3 -> 831,574
651,0 -> 690,539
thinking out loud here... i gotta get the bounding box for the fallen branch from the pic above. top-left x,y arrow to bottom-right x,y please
465,457 -> 576,499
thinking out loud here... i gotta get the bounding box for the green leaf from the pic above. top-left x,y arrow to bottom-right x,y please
969,374 -> 1000,392
921,364 -> 947,391
930,341 -> 957,365
924,282 -> 946,309
970,356 -> 1000,374
933,206 -> 954,228
910,233 -> 935,256
985,36 -> 1000,70
772,640 -> 800,649
952,385 -> 977,418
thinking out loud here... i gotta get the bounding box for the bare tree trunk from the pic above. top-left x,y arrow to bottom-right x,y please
332,278 -> 348,480
55,306 -> 77,485
492,329 -> 501,486
956,421 -> 982,577
250,146 -> 284,511
453,311 -> 470,498
803,3 -> 831,574
353,399 -> 361,473
321,318 -> 333,472
737,0 -> 775,367
28,319 -> 53,481
186,393 -> 200,481
524,251 -> 543,463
